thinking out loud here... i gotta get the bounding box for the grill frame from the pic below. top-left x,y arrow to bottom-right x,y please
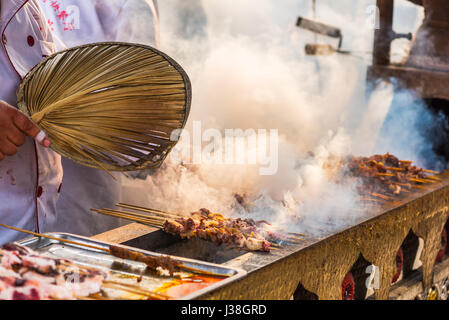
93,171 -> 449,299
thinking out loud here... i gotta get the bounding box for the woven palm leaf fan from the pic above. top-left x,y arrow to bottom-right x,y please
17,42 -> 191,173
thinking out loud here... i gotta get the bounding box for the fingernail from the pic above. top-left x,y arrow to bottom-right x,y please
36,130 -> 50,147
36,130 -> 46,143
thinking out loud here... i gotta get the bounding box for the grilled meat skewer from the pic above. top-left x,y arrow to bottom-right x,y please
109,245 -> 180,276
340,153 -> 441,200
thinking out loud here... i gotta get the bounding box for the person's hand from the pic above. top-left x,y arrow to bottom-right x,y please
0,100 -> 50,160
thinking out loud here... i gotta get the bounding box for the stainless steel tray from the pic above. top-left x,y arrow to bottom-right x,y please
17,233 -> 247,300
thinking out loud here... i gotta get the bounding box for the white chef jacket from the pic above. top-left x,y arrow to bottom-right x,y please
40,0 -> 160,48
39,0 -> 159,236
0,0 -> 62,243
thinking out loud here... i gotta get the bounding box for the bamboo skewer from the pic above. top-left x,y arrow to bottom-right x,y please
289,236 -> 306,241
426,175 -> 442,181
58,265 -> 163,299
359,198 -> 384,203
92,208 -> 168,222
92,208 -> 290,251
288,232 -> 307,237
384,167 -> 405,172
75,296 -> 100,300
370,192 -> 392,200
339,155 -> 442,203
0,223 -> 109,253
0,228 -> 171,300
374,173 -> 440,186
88,293 -> 114,301
0,222 -> 218,279
143,222 -> 165,229
269,242 -> 282,248
58,261 -> 110,274
104,280 -> 162,294
116,203 -> 180,219
75,295 -> 116,301
91,209 -> 166,227
106,208 -> 169,222
408,178 -> 435,184
102,282 -> 170,300
112,205 -> 304,243
376,173 -> 395,177
113,204 -> 304,243
103,280 -> 171,300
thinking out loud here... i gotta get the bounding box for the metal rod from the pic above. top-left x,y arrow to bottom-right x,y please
373,0 -> 395,66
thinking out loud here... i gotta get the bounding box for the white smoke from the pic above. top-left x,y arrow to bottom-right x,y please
121,0 -> 433,236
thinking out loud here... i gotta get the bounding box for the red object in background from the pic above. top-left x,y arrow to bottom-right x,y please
27,35 -> 35,47
36,186 -> 43,198
342,272 -> 355,300
392,248 -> 403,283
436,227 -> 447,263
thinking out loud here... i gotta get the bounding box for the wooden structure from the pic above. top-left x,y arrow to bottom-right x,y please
368,0 -> 449,101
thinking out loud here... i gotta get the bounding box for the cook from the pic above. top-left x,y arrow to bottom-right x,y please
0,0 -> 61,243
